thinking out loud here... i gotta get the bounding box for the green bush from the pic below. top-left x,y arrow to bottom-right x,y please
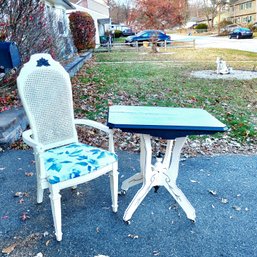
69,11 -> 96,51
195,23 -> 208,30
114,30 -> 122,38
248,23 -> 257,32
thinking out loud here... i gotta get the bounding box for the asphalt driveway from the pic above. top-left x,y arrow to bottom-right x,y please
0,149 -> 257,257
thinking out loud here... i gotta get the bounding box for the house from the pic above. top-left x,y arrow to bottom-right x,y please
110,23 -> 130,32
45,0 -> 75,35
228,0 -> 257,24
0,0 -> 77,60
44,0 -> 77,59
68,0 -> 111,46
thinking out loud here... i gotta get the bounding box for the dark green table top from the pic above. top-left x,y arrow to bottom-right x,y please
107,105 -> 228,139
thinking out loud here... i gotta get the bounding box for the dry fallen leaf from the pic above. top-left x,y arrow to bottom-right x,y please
190,179 -> 199,183
14,192 -> 29,198
2,243 -> 17,254
128,234 -> 139,239
34,253 -> 43,257
14,192 -> 23,197
232,205 -> 241,211
18,198 -> 25,204
221,198 -> 229,204
169,203 -> 179,210
45,240 -> 50,246
208,190 -> 217,196
153,250 -> 160,256
25,172 -> 34,177
20,212 -> 30,221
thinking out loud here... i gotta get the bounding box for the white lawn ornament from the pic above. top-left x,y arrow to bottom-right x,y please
216,57 -> 232,75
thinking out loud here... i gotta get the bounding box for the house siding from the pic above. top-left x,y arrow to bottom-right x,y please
229,0 -> 257,23
87,0 -> 109,16
45,0 -> 77,59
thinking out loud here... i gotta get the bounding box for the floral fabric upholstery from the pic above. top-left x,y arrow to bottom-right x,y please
43,143 -> 117,184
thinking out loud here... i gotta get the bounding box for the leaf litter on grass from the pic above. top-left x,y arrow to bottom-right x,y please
9,52 -> 257,156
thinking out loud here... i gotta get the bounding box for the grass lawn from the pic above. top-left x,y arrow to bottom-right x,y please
74,48 -> 256,150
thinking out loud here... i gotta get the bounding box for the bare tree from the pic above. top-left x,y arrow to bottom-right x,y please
188,0 -> 205,18
108,0 -> 135,24
0,0 -> 76,63
202,0 -> 227,29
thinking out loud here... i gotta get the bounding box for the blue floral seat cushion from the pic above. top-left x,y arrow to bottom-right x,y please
43,143 -> 117,184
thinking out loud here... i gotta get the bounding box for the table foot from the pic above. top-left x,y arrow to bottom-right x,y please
154,186 -> 160,193
124,220 -> 131,225
123,182 -> 153,222
164,176 -> 196,221
119,189 -> 127,195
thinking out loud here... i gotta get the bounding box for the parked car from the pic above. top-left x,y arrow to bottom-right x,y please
221,24 -> 241,34
125,30 -> 171,46
229,28 -> 253,39
122,29 -> 135,37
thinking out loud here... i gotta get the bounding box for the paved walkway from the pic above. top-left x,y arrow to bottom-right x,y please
0,149 -> 257,257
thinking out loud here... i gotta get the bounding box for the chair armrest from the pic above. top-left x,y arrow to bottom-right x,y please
74,119 -> 111,134
74,119 -> 115,153
22,129 -> 44,152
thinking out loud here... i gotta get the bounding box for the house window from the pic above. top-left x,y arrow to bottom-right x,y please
53,8 -> 67,36
58,21 -> 64,34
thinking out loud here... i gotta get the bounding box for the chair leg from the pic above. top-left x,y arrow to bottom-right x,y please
49,185 -> 62,241
35,155 -> 44,203
37,184 -> 44,204
110,164 -> 118,213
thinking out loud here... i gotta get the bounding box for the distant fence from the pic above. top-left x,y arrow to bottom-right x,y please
93,39 -> 195,53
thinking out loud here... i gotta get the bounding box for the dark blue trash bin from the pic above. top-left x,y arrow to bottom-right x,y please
0,41 -> 21,71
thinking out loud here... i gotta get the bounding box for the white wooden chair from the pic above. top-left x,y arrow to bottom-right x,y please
17,53 -> 118,241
